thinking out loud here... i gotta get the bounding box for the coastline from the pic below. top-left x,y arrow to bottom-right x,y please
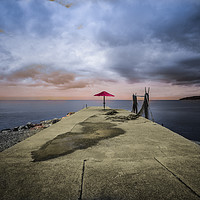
179,96 -> 200,100
0,112 -> 74,152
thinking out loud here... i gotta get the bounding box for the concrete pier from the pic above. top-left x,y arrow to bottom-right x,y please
0,107 -> 200,200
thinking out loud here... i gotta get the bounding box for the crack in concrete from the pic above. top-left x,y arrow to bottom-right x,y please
157,146 -> 167,157
78,159 -> 87,200
154,157 -> 200,199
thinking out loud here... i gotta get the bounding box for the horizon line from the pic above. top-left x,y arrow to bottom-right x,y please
0,98 -> 182,101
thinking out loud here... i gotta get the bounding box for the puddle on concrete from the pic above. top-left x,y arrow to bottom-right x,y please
31,121 -> 125,162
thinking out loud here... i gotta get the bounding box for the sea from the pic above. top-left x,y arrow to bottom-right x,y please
0,100 -> 199,143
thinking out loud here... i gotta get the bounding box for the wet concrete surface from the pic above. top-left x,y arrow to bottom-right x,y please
32,116 -> 125,161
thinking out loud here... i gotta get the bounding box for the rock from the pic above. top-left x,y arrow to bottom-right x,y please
66,112 -> 75,116
40,120 -> 47,124
35,123 -> 42,126
45,120 -> 53,124
52,118 -> 60,124
41,118 -> 61,125
26,122 -> 35,128
13,127 -> 19,131
1,128 -> 12,133
40,118 -> 60,126
32,125 -> 44,130
43,124 -> 50,128
18,125 -> 28,130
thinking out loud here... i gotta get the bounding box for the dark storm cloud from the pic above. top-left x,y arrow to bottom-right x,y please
98,0 -> 200,86
111,53 -> 200,86
153,57 -> 200,85
150,2 -> 200,51
95,0 -> 200,50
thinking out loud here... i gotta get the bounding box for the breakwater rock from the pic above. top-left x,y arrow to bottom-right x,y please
0,118 -> 61,152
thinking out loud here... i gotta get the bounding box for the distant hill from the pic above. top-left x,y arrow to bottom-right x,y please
179,96 -> 200,100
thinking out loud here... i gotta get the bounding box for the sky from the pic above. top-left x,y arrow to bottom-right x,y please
0,0 -> 200,100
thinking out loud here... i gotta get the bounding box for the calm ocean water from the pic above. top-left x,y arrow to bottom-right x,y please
0,100 -> 199,142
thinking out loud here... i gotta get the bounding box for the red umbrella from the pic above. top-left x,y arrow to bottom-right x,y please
94,91 -> 115,109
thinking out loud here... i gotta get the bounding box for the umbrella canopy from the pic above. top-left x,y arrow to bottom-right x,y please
94,91 -> 115,109
94,91 -> 115,97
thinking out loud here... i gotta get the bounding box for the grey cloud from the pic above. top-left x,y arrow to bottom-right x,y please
95,0 -> 200,86
111,56 -> 200,86
94,0 -> 200,53
107,44 -> 154,82
153,58 -> 200,85
0,0 -> 55,36
0,0 -> 24,33
150,3 -> 200,52
0,44 -> 18,73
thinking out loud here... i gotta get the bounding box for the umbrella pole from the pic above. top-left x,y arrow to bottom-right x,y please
103,96 -> 105,110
